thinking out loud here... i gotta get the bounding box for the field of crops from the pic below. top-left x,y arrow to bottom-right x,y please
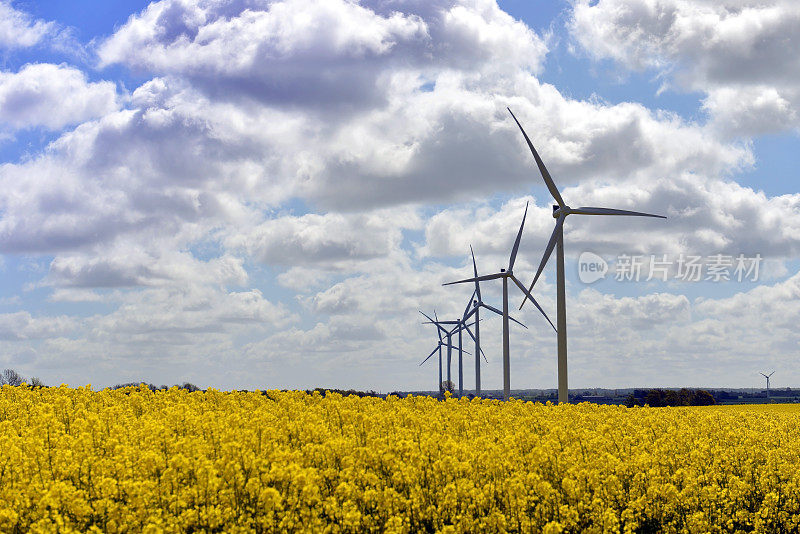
1,386 -> 799,533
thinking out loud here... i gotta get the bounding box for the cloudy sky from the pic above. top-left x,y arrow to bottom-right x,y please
1,0 -> 798,391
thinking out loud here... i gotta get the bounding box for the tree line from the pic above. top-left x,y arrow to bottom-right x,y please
626,388 -> 716,407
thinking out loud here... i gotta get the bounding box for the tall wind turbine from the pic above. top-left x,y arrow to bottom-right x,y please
462,245 -> 525,395
508,107 -> 666,404
444,202 -> 556,401
760,371 -> 775,399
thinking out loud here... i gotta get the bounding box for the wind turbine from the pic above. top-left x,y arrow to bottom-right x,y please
443,202 -> 556,401
421,310 -> 479,397
760,371 -> 775,399
420,311 -> 473,395
508,107 -> 667,404
420,311 -> 458,395
462,245 -> 526,395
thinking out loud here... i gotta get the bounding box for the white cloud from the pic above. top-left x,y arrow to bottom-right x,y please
47,247 -> 248,288
420,177 -> 800,261
0,63 -> 119,131
98,0 -> 546,106
48,289 -> 106,303
74,285 -> 296,354
570,0 -> 800,80
0,1 -> 53,49
0,311 -> 76,340
702,85 -> 798,137
226,207 -> 422,269
569,0 -> 800,135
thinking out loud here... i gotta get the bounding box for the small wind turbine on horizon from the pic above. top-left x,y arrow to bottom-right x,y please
760,371 -> 775,399
508,107 -> 667,405
419,311 -> 455,395
443,202 -> 556,401
419,311 -> 474,395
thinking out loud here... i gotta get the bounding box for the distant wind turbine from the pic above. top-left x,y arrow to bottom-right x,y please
462,245 -> 525,395
420,310 -> 479,397
444,202 -> 556,401
420,311 -> 456,395
508,107 -> 666,404
760,371 -> 775,399
419,311 -> 473,395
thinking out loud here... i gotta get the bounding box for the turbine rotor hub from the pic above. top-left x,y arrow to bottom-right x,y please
552,204 -> 570,218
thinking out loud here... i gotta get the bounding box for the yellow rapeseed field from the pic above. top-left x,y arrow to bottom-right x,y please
1,385 -> 799,533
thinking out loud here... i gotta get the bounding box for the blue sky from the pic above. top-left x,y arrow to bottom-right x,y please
1,0 -> 799,391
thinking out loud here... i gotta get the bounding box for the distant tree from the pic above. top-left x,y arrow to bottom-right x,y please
29,377 -> 45,388
644,389 -> 666,407
712,389 -> 732,400
441,380 -> 455,394
692,389 -> 716,406
180,382 -> 200,392
1,369 -> 24,386
639,388 -> 716,407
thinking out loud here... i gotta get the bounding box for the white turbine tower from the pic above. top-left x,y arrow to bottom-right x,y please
760,371 -> 775,400
508,107 -> 667,404
462,245 -> 526,395
443,202 -> 556,401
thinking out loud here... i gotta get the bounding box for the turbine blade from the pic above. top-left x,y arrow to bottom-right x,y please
463,323 -> 477,343
461,324 -> 487,363
520,214 -> 564,309
434,311 -> 443,342
509,201 -> 528,271
480,302 -> 504,317
507,107 -> 565,207
462,289 -> 476,319
511,274 -> 557,333
417,310 -> 447,339
420,311 -> 448,339
463,306 -> 477,322
477,301 -> 525,328
507,313 -> 527,330
422,321 -> 458,331
443,344 -> 471,355
443,272 -> 504,286
420,346 -> 439,366
419,310 -> 436,324
470,245 -> 481,300
572,206 -> 666,218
